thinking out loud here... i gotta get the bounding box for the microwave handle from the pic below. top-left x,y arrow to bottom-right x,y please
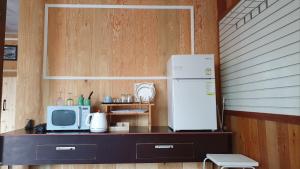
77,109 -> 80,129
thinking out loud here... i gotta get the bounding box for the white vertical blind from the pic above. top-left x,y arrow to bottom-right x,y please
219,0 -> 300,116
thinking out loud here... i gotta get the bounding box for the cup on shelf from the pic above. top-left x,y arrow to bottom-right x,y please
113,98 -> 121,103
103,96 -> 113,103
121,94 -> 127,103
126,94 -> 133,103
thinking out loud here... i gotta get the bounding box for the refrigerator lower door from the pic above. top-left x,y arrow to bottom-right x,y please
171,79 -> 217,131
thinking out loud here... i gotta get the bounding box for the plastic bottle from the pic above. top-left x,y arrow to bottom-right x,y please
77,94 -> 84,106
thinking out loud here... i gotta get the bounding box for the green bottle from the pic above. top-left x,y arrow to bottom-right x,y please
77,94 -> 84,106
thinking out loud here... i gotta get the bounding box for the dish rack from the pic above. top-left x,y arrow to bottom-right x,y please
102,102 -> 154,130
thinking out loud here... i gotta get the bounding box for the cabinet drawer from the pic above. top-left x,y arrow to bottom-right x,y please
36,144 -> 97,160
136,143 -> 195,160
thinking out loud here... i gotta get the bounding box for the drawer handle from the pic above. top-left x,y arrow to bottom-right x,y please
2,99 -> 6,111
155,145 -> 174,149
56,147 -> 76,151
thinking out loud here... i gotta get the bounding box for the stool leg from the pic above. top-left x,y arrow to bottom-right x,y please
203,158 -> 208,169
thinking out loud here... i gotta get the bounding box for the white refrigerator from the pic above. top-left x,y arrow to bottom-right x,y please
167,54 -> 217,131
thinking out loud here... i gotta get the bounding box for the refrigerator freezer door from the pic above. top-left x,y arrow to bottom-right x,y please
171,79 -> 217,131
168,54 -> 215,79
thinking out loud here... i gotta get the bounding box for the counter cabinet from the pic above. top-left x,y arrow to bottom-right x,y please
0,127 -> 232,165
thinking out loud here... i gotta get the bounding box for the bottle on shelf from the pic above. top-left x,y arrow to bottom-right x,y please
77,94 -> 84,106
55,90 -> 64,106
66,92 -> 74,106
121,94 -> 127,103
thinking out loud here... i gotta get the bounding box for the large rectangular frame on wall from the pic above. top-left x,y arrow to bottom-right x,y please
43,4 -> 195,80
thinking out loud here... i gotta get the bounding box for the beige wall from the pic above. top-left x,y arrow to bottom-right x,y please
16,0 -> 219,168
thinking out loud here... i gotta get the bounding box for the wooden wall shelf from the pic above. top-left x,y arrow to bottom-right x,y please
102,103 -> 154,106
102,103 -> 154,129
107,112 -> 149,116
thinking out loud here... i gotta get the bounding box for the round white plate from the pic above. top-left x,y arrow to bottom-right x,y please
135,83 -> 155,102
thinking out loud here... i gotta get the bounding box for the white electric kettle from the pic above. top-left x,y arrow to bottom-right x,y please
85,112 -> 107,132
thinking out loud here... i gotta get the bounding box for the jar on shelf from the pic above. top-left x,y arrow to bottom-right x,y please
121,94 -> 127,103
66,92 -> 74,106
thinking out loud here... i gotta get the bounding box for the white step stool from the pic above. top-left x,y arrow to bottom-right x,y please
203,154 -> 259,169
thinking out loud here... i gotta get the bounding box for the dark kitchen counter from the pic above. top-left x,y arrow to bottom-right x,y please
0,126 -> 232,165
0,126 -> 231,135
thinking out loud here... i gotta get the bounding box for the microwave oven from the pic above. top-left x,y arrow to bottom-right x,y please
47,106 -> 90,131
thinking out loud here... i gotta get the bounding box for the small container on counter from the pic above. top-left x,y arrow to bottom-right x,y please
77,95 -> 84,106
126,94 -> 133,103
84,98 -> 91,106
121,94 -> 127,103
66,92 -> 74,106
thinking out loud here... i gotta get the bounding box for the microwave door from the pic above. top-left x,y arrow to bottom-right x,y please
47,107 -> 80,130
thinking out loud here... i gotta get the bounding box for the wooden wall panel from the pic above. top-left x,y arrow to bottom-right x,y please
17,0 -> 220,168
47,8 -> 191,77
217,0 -> 239,21
46,0 -> 193,5
41,0 -> 220,128
227,112 -> 300,169
194,0 -> 222,106
43,80 -> 168,126
3,61 -> 16,70
4,40 -> 17,46
16,0 -> 45,128
44,2 -> 193,127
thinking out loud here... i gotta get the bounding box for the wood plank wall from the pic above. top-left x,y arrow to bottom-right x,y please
226,113 -> 300,169
16,0 -> 45,128
46,8 -> 191,77
217,0 -> 239,21
218,1 -> 300,169
44,5 -> 191,127
43,0 -> 220,126
16,0 -> 219,169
